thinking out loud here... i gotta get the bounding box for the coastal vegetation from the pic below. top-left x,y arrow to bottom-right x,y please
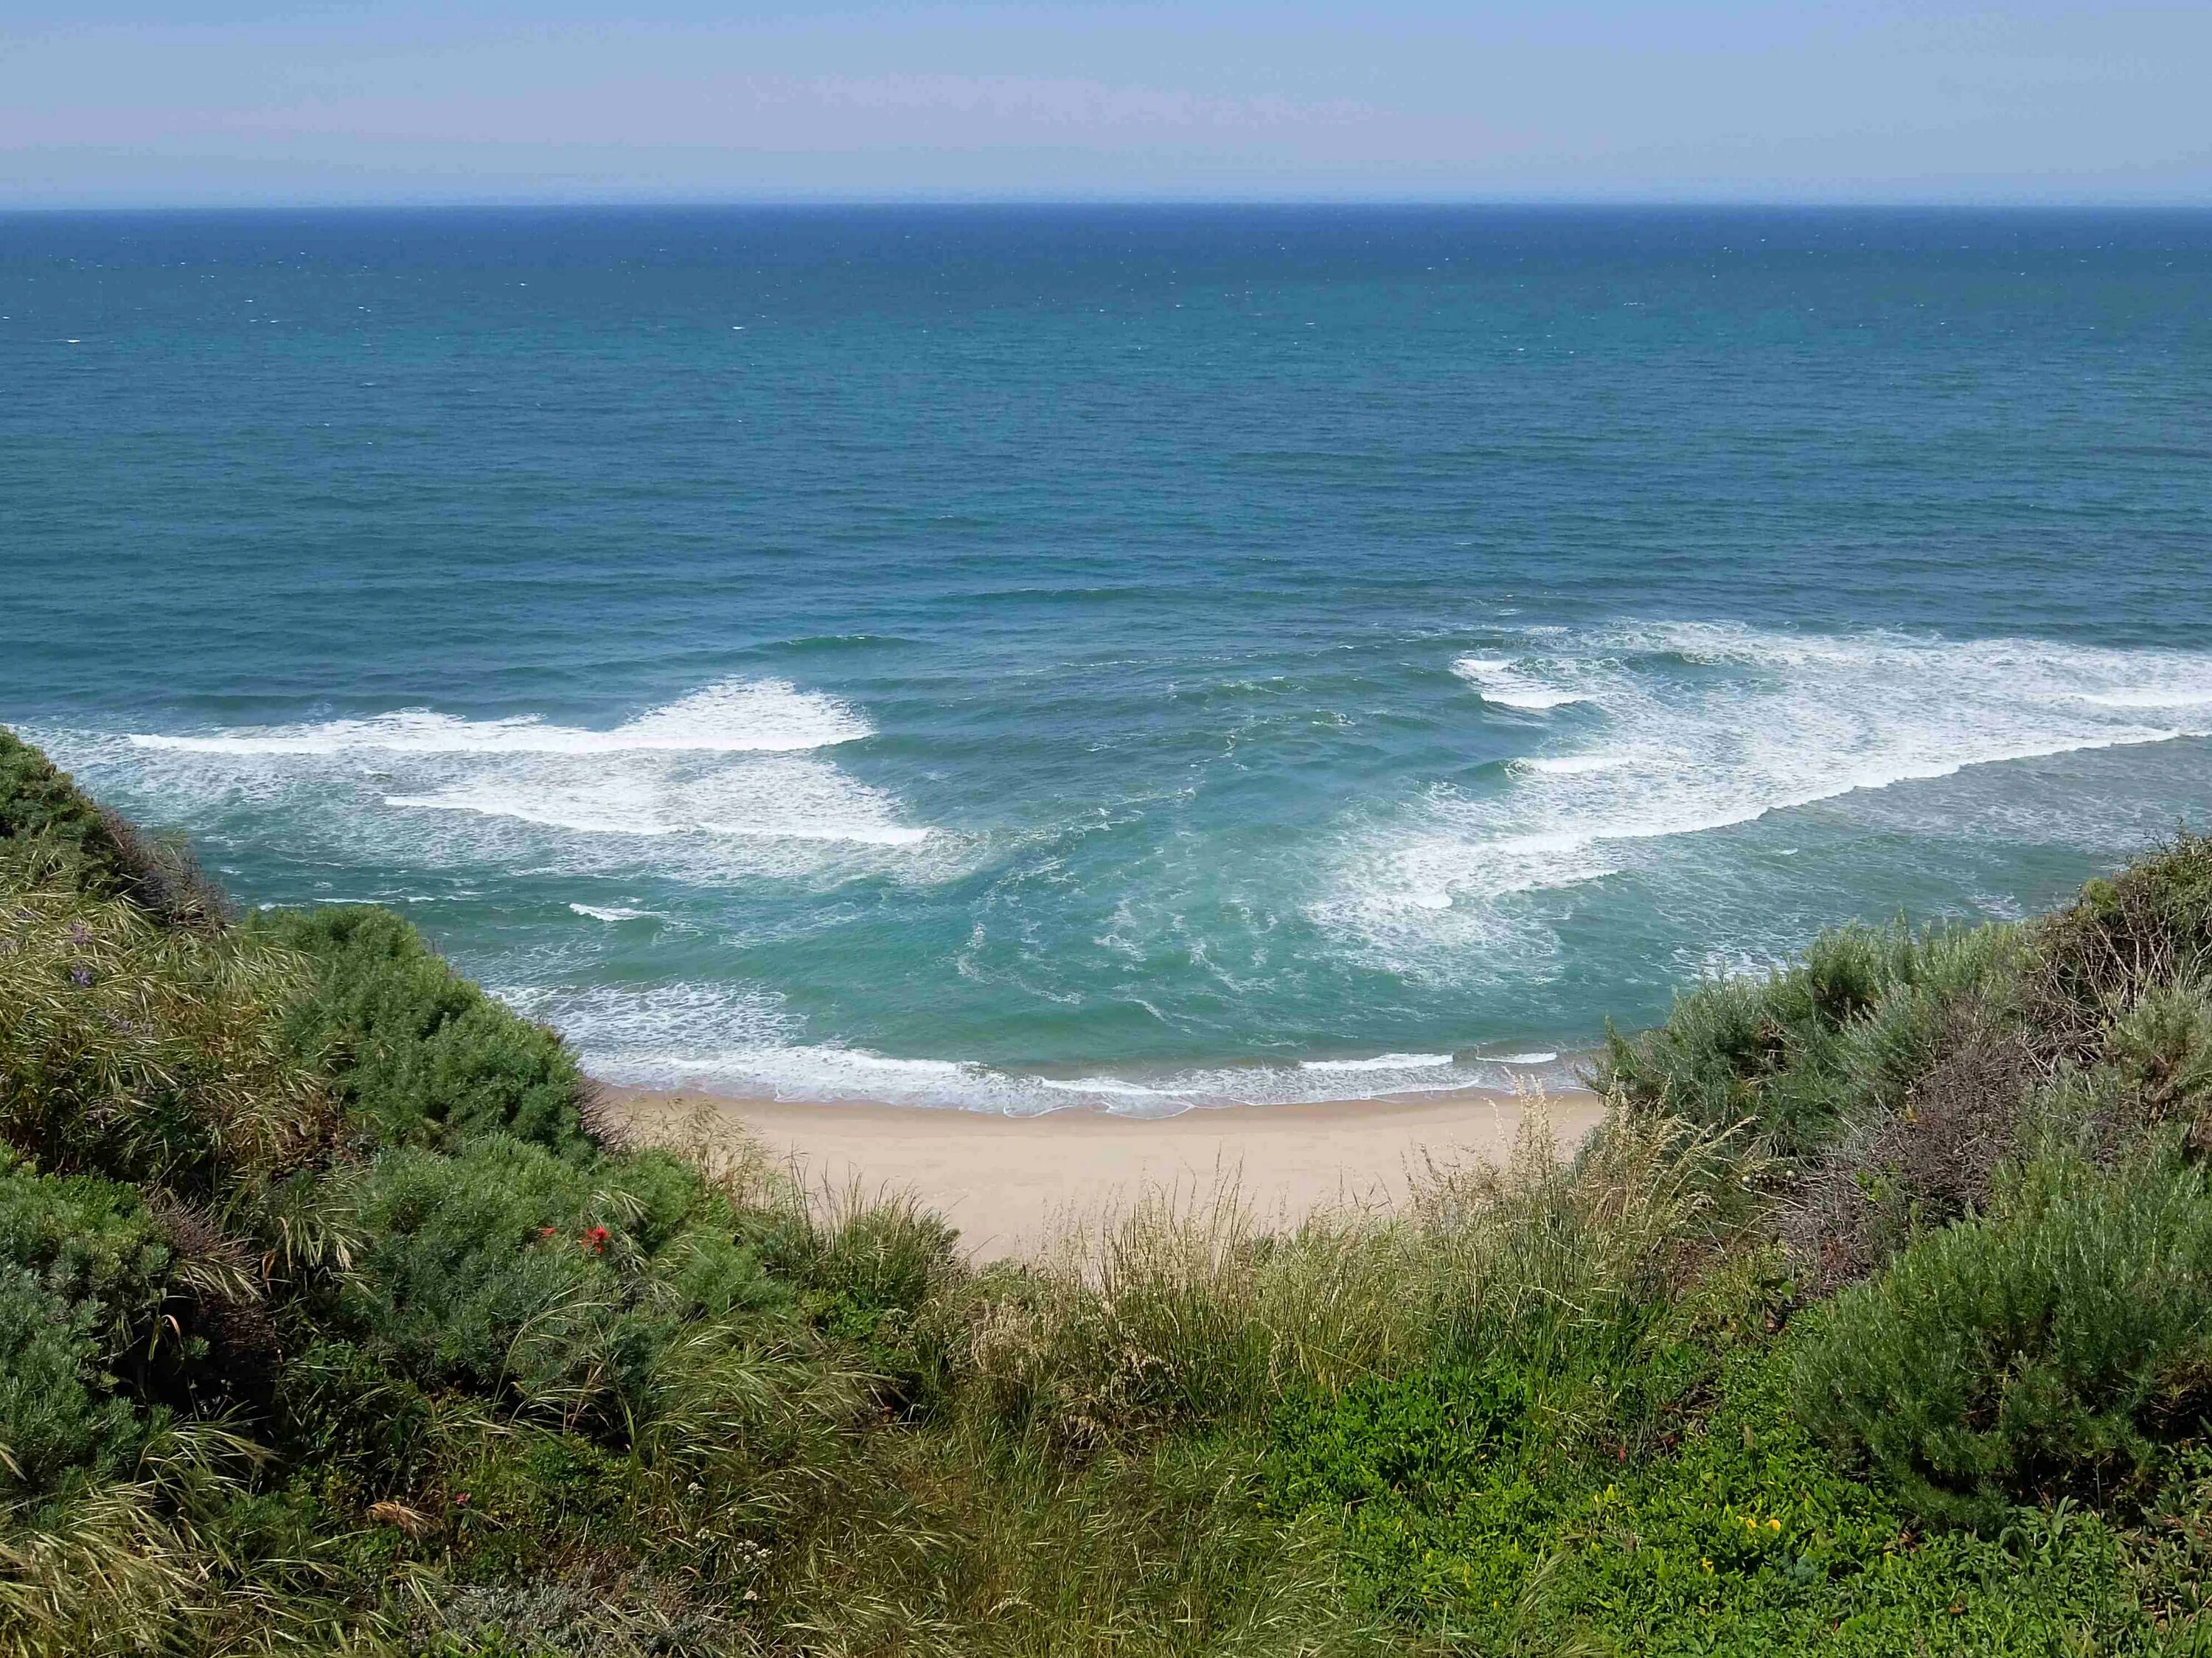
2,722 -> 2210,1655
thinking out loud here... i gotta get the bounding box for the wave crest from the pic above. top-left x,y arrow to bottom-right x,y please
129,678 -> 871,757
1324,621 -> 2212,967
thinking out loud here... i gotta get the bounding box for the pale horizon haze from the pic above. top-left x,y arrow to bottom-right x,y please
3,1 -> 2209,207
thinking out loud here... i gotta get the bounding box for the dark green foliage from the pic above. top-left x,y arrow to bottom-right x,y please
1793,1140 -> 2212,1525
261,905 -> 592,1158
0,1157 -> 172,1362
0,1161 -> 173,1497
269,1340 -> 439,1488
0,731 -> 115,876
342,1136 -> 675,1407
334,1135 -> 799,1441
0,1265 -> 150,1496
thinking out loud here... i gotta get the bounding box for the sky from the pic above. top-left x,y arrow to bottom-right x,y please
1,1 -> 2208,206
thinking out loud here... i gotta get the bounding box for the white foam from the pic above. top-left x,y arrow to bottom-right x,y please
387,754 -> 930,846
1516,754 -> 1637,776
1487,1051 -> 1559,1065
1298,1052 -> 1456,1073
2073,689 -> 2212,709
1324,622 -> 2212,972
128,678 -> 870,757
77,682 -> 938,877
1453,657 -> 1593,711
503,983 -> 1559,1115
568,903 -> 658,922
1034,1076 -> 1196,1098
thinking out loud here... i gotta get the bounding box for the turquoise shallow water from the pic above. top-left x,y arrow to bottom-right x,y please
6,206 -> 2212,1112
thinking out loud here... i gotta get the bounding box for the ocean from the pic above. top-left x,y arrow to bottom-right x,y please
6,205 -> 2211,1112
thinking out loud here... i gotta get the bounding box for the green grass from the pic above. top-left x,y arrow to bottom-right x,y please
1262,1268 -> 2197,1655
3,727 -> 2211,1657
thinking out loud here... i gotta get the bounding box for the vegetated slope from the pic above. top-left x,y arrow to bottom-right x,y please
1,722 -> 2209,1657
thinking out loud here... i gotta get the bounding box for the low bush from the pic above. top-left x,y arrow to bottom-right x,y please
2027,832 -> 2212,1064
1792,1140 -> 2212,1525
0,1265 -> 150,1497
1264,1330 -> 2180,1655
338,1135 -> 792,1421
1596,919 -> 2017,1152
2103,978 -> 2212,1142
260,905 -> 593,1159
0,1157 -> 172,1362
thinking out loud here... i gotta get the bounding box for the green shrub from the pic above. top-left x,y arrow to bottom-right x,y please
339,1136 -> 793,1427
1792,1141 -> 2212,1525
341,1136 -> 664,1410
1265,1362 -> 1531,1519
261,905 -> 592,1158
2104,979 -> 2212,1132
0,1157 -> 171,1363
0,1264 -> 150,1495
0,731 -> 115,874
2028,832 -> 2212,1065
1265,1339 -> 2177,1655
1598,919 -> 2017,1153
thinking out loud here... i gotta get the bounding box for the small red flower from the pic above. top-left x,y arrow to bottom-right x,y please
538,1226 -> 557,1238
581,1225 -> 611,1254
453,1492 -> 470,1506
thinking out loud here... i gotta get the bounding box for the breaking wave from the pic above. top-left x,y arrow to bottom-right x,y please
45,680 -> 936,878
128,679 -> 871,756
1321,622 -> 2212,969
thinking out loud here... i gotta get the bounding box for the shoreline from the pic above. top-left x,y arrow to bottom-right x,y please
605,1082 -> 1607,1261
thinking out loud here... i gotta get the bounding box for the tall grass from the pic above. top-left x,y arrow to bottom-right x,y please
0,840 -> 335,1199
945,1105 -> 1764,1459
1596,917 -> 2021,1152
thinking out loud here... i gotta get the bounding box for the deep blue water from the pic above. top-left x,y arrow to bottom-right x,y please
6,206 -> 2211,1110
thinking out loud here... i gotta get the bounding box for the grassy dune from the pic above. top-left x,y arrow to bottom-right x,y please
3,725 -> 2211,1657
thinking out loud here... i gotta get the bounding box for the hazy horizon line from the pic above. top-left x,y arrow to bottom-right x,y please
8,194 -> 2212,215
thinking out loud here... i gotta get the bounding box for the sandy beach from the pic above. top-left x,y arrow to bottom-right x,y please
606,1084 -> 1606,1261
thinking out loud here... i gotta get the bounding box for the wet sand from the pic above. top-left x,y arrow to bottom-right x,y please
604,1084 -> 1606,1261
